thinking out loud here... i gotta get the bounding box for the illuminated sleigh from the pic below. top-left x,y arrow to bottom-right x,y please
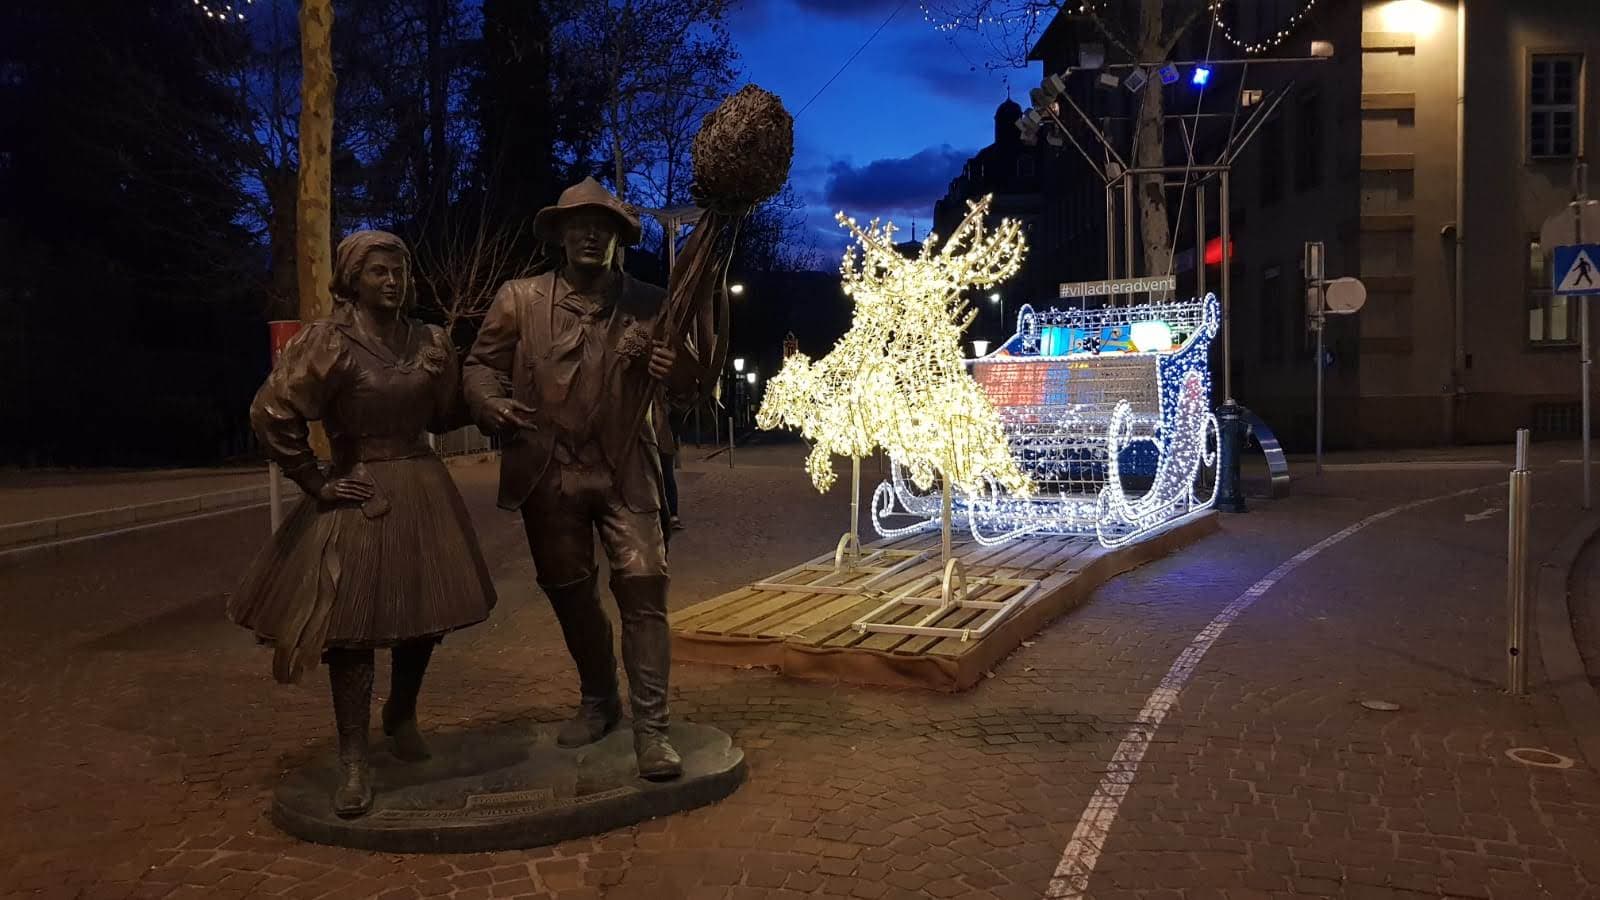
871,293 -> 1221,548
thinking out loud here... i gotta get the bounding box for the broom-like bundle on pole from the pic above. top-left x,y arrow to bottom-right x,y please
618,86 -> 794,445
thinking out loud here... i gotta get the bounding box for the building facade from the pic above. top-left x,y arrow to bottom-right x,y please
1024,0 -> 1600,449
932,99 -> 1050,344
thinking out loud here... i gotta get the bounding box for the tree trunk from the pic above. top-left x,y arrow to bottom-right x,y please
297,0 -> 334,323
1134,0 -> 1172,288
298,0 -> 335,459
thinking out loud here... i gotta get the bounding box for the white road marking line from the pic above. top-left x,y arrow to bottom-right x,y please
1043,482 -> 1499,898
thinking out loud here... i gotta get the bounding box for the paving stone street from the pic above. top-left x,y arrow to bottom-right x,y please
4,444 -> 1600,899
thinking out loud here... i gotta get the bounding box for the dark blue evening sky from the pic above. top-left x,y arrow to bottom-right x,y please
728,0 -> 1040,262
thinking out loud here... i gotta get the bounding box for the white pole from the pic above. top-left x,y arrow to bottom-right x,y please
1316,281 -> 1325,477
1577,160 -> 1591,509
850,455 -> 861,565
940,478 -> 953,568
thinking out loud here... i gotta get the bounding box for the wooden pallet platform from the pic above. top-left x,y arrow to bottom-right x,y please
671,510 -> 1219,692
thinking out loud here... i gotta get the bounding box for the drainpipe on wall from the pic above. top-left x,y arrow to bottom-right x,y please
1449,0 -> 1467,444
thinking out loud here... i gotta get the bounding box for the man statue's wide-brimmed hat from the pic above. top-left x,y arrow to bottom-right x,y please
534,177 -> 642,246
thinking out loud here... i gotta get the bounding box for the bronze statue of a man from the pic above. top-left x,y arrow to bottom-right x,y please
464,178 -> 692,780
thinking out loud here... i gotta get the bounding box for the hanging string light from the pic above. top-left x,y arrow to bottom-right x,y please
193,0 -> 253,22
1210,0 -> 1319,55
919,4 -> 1047,34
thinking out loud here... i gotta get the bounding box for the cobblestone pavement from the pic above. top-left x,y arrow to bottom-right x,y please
3,444 -> 1600,899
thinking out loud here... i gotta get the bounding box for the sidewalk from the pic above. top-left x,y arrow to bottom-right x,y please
0,450 -> 498,552
5,444 -> 1600,898
0,466 -> 271,526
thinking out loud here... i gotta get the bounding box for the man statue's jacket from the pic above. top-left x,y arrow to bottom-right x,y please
463,269 -> 680,513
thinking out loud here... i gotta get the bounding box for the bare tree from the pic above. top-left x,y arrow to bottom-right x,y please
556,0 -> 738,205
413,199 -> 538,341
925,0 -> 1209,275
733,183 -> 822,275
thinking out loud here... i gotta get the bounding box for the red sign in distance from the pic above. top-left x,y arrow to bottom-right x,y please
269,320 -> 303,366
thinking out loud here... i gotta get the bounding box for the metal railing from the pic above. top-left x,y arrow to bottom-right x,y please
431,425 -> 498,458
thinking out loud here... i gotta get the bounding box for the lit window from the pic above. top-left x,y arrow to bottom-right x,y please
1530,55 -> 1582,160
1528,239 -> 1577,345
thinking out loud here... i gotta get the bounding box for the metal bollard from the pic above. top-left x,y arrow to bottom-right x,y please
727,416 -> 735,469
1215,403 -> 1248,513
1507,428 -> 1532,695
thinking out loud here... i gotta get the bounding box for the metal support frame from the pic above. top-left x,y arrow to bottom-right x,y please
833,455 -> 864,570
848,477 -> 1042,641
849,572 -> 1040,642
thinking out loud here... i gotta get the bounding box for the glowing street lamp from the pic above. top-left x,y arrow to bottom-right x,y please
733,357 -> 746,373
745,372 -> 757,384
729,283 -> 746,296
971,340 -> 990,358
988,292 -> 1001,304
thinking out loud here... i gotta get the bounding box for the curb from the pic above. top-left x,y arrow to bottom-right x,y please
1534,510 -> 1600,772
0,452 -> 499,555
0,484 -> 273,551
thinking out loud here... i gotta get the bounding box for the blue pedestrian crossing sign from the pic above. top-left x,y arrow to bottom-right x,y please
1554,244 -> 1600,296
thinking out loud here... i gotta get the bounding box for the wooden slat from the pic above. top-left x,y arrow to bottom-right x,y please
1361,153 -> 1415,171
673,532 -> 934,632
748,552 -> 940,637
727,557 -> 931,638
1362,92 -> 1415,111
717,573 -> 874,637
671,586 -> 763,629
1361,214 -> 1414,232
675,513 -> 1221,691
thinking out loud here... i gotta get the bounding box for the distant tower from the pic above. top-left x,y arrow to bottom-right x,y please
995,97 -> 1023,147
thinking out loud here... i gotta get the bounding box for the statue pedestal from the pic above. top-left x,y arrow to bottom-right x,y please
271,722 -> 745,853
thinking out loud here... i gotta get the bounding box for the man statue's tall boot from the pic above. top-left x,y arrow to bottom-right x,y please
612,573 -> 682,780
543,572 -> 622,747
382,637 -> 436,762
326,648 -> 376,817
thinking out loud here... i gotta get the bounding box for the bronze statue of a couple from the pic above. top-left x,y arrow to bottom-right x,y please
230,178 -> 701,818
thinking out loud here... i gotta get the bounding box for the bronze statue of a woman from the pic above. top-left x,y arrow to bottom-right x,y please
230,230 -> 497,817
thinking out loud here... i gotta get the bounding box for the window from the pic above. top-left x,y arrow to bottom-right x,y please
1530,54 -> 1581,159
1295,88 -> 1323,191
1528,239 -> 1578,345
1259,117 -> 1284,206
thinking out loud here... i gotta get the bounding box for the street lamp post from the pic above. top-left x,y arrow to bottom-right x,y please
730,357 -> 747,430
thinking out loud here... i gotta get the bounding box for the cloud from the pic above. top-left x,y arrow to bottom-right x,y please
822,145 -> 973,219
